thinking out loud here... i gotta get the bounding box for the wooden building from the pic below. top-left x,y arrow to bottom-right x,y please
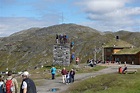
113,48 -> 140,65
103,39 -> 140,65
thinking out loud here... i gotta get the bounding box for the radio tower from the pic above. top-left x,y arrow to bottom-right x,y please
61,12 -> 64,24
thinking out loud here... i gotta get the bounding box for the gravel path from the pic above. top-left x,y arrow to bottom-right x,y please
36,64 -> 140,93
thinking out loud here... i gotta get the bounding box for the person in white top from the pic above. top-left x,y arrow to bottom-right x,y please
20,71 -> 37,93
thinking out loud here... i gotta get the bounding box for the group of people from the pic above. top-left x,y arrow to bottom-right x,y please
51,67 -> 75,84
0,71 -> 37,93
70,52 -> 80,65
56,34 -> 80,66
56,34 -> 69,44
56,34 -> 75,50
61,67 -> 75,84
87,58 -> 97,67
118,65 -> 128,74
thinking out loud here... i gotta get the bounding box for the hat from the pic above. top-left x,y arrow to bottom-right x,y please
22,71 -> 29,76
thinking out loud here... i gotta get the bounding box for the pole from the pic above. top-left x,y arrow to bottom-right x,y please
102,46 -> 104,63
62,12 -> 63,24
94,47 -> 96,61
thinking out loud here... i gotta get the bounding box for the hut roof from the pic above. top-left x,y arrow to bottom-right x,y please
103,39 -> 133,48
113,47 -> 140,55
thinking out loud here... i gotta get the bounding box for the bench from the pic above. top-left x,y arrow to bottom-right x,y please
124,69 -> 137,74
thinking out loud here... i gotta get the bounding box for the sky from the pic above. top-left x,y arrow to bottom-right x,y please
0,0 -> 140,37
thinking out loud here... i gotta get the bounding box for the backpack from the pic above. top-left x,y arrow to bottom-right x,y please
51,68 -> 54,72
5,78 -> 13,93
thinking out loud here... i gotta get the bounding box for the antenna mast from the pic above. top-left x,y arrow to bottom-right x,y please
62,12 -> 64,24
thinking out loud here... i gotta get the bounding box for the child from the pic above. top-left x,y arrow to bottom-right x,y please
66,71 -> 70,84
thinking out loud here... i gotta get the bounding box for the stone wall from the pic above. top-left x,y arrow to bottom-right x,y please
53,44 -> 70,66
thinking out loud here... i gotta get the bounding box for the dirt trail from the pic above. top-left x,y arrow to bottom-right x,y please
36,64 -> 140,93
36,66 -> 117,93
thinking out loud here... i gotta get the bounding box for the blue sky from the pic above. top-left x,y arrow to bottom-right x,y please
0,0 -> 140,37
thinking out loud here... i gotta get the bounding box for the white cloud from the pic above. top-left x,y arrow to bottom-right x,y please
0,0 -> 139,37
0,14 -> 60,36
77,0 -> 140,32
78,0 -> 128,13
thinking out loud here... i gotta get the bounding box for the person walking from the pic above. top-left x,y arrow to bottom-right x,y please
5,71 -> 18,93
50,67 -> 57,80
61,67 -> 67,83
70,69 -> 75,83
66,71 -> 70,84
20,71 -> 37,93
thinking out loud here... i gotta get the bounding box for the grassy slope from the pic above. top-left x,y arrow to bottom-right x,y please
0,24 -> 140,72
65,69 -> 140,93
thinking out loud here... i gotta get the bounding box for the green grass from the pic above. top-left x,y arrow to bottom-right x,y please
29,64 -> 106,79
64,69 -> 140,93
75,65 -> 107,73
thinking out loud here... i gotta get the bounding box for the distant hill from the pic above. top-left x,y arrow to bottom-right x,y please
0,24 -> 140,71
113,31 -> 140,47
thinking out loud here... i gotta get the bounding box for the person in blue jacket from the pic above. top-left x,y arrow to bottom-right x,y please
51,67 -> 57,79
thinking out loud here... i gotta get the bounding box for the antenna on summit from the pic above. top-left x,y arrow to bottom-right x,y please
61,12 -> 64,24
59,12 -> 64,24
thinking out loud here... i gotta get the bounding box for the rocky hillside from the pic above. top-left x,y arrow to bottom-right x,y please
0,24 -> 140,71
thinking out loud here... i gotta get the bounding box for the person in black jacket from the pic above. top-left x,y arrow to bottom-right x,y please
122,65 -> 127,74
20,71 -> 37,93
56,34 -> 59,44
70,69 -> 75,83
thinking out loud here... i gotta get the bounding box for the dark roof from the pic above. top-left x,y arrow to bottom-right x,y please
103,39 -> 133,48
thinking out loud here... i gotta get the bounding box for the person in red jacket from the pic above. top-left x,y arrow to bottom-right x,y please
61,67 -> 67,83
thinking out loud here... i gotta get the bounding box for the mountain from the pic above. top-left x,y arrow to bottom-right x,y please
113,30 -> 140,47
0,24 -> 140,71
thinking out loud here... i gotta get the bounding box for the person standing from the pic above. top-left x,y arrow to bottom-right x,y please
76,57 -> 80,65
66,71 -> 70,84
20,71 -> 37,93
70,41 -> 74,49
70,52 -> 75,63
70,69 -> 75,83
0,75 -> 5,93
65,34 -> 68,43
63,34 -> 67,44
61,67 -> 67,83
50,67 -> 57,80
5,71 -> 18,93
59,34 -> 63,44
56,34 -> 59,44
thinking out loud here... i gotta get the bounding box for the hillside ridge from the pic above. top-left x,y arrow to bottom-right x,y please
0,23 -> 140,71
